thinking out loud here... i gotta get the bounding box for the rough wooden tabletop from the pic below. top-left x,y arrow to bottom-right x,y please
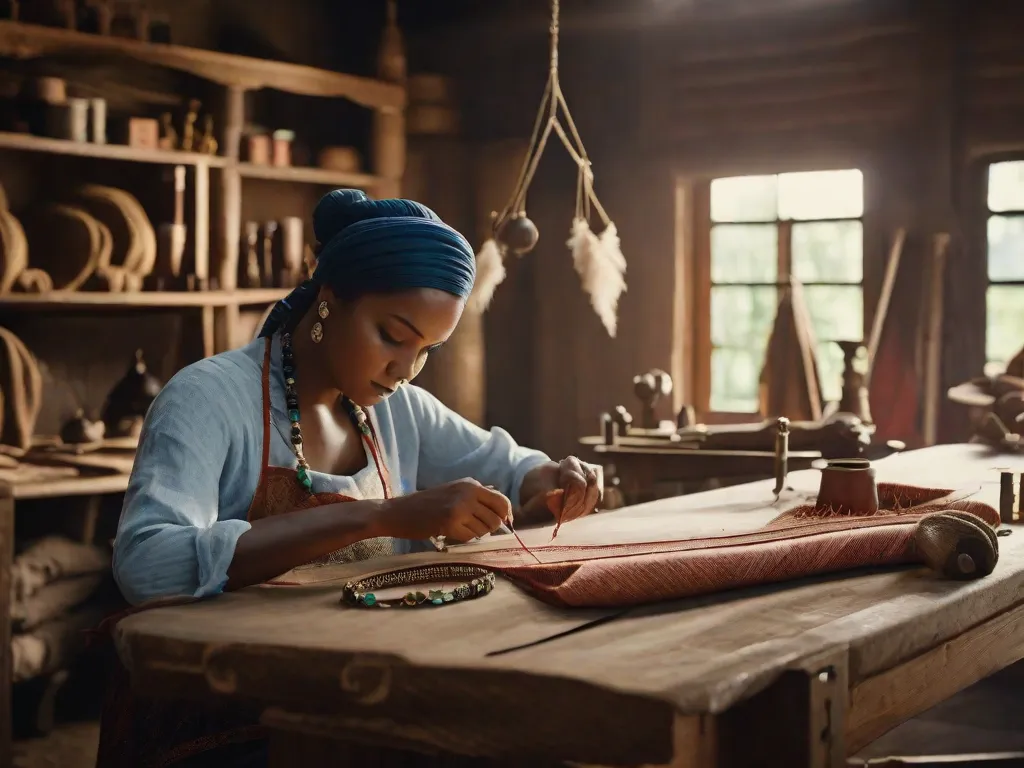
115,444 -> 1024,758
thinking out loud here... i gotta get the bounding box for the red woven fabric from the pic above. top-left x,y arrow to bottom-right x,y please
393,483 -> 1001,609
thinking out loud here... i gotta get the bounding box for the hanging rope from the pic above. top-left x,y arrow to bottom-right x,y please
496,0 -> 610,230
467,0 -> 626,337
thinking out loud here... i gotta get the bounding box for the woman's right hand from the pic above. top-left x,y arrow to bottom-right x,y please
376,478 -> 512,543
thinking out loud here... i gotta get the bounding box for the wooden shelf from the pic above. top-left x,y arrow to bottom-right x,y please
0,134 -> 386,189
238,162 -> 380,188
13,472 -> 130,500
0,20 -> 405,109
0,131 -> 229,166
0,289 -> 287,310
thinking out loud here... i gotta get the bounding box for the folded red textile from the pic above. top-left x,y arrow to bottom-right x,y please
433,483 -> 1001,609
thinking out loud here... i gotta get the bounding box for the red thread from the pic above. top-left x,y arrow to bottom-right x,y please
507,519 -> 543,564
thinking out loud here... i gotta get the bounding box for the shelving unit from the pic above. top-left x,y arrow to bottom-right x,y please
0,18 -> 406,353
0,18 -> 408,762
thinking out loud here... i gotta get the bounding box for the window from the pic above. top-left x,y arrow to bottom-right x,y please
705,169 -> 864,412
985,161 -> 1024,376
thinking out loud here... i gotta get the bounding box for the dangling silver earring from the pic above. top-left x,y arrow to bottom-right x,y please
318,301 -> 329,319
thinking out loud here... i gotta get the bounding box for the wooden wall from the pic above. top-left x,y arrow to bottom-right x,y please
415,0 -> 1024,459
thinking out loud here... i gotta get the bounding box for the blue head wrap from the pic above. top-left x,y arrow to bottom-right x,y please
259,189 -> 476,337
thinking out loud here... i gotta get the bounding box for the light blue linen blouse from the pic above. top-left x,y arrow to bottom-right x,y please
112,334 -> 550,606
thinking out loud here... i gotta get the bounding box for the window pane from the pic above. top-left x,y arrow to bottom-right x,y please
987,215 -> 1024,281
778,169 -> 864,220
711,224 -> 778,283
986,285 -> 1024,367
988,161 -> 1024,213
710,175 -> 778,223
711,286 -> 778,347
816,341 -> 846,405
791,221 -> 863,283
803,286 -> 863,342
710,347 -> 763,412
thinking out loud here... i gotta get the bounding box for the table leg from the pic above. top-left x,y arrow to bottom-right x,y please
0,485 -> 13,766
716,649 -> 847,768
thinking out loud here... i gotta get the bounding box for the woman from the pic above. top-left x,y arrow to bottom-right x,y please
113,189 -> 601,606
99,189 -> 603,766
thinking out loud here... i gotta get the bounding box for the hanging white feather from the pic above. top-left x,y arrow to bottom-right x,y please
595,221 -> 627,336
568,218 -> 627,337
466,238 -> 507,314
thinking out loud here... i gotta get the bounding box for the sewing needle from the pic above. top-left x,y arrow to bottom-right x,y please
428,486 -> 517,551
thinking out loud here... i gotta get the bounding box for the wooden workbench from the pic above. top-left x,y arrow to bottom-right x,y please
114,444 -> 1024,767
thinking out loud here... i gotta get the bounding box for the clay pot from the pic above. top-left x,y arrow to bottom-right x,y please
101,350 -> 163,437
814,458 -> 878,515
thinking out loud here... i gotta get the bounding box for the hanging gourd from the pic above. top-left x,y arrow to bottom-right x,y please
466,0 -> 627,338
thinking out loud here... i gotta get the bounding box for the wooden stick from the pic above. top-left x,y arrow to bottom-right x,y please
1018,472 -> 1023,522
922,233 -> 949,447
1000,471 -> 1015,524
864,227 -> 907,389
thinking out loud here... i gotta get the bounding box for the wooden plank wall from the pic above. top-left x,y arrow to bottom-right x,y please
420,0 -> 1024,459
638,1 -> 923,149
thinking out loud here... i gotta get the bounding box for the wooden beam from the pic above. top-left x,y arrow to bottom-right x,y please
932,0 -> 978,443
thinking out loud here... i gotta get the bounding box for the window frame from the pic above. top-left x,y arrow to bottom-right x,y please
690,172 -> 866,417
983,158 -> 1024,376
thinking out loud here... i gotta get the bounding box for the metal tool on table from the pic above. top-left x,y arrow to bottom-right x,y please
773,416 -> 790,500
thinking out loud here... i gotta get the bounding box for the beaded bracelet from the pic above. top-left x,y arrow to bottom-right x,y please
340,565 -> 497,609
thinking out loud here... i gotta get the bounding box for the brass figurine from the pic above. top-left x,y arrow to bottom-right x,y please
158,112 -> 178,150
197,114 -> 218,155
181,99 -> 200,152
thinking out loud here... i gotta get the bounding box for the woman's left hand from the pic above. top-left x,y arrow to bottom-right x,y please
520,457 -> 603,527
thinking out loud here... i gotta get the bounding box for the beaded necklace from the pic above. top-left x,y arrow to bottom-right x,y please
279,332 -> 391,498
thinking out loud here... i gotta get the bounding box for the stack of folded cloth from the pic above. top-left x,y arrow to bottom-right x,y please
10,536 -> 113,683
